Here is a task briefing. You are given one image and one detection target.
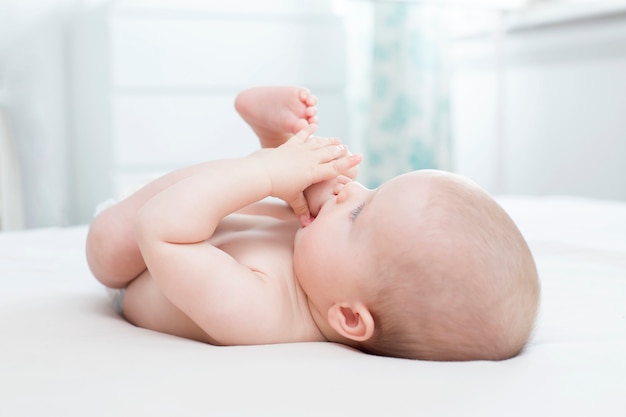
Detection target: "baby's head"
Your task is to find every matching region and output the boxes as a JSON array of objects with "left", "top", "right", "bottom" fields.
[{"left": 294, "top": 170, "right": 540, "bottom": 361}]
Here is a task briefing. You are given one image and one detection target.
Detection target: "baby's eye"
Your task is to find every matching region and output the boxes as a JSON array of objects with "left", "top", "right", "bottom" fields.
[{"left": 350, "top": 203, "right": 365, "bottom": 222}]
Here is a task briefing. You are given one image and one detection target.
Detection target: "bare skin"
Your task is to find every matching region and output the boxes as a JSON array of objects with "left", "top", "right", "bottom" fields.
[
  {"left": 235, "top": 86, "right": 318, "bottom": 147},
  {"left": 87, "top": 87, "right": 539, "bottom": 360},
  {"left": 86, "top": 86, "right": 349, "bottom": 345}
]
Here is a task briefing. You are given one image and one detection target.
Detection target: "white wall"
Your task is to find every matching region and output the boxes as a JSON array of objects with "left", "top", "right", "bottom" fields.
[
  {"left": 450, "top": 2, "right": 626, "bottom": 201},
  {"left": 5, "top": 0, "right": 626, "bottom": 230},
  {"left": 1, "top": 0, "right": 346, "bottom": 228},
  {"left": 0, "top": 0, "right": 79, "bottom": 228},
  {"left": 69, "top": 0, "right": 348, "bottom": 225}
]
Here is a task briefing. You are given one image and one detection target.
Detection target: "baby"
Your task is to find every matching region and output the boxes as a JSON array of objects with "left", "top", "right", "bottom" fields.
[{"left": 86, "top": 86, "right": 540, "bottom": 361}]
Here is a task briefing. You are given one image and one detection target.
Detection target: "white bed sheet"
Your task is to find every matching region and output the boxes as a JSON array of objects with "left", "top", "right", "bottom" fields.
[{"left": 1, "top": 196, "right": 625, "bottom": 416}]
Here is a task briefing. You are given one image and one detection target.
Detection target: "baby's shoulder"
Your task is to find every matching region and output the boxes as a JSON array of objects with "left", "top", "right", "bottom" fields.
[{"left": 212, "top": 223, "right": 322, "bottom": 343}]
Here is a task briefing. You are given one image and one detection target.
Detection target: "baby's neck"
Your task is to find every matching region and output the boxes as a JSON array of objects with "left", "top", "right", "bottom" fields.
[{"left": 285, "top": 275, "right": 327, "bottom": 343}]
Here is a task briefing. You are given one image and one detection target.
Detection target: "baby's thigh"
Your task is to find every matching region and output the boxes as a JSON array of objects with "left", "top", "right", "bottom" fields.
[{"left": 123, "top": 270, "right": 215, "bottom": 344}]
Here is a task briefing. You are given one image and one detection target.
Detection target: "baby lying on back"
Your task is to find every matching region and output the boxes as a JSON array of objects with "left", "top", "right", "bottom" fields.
[{"left": 86, "top": 86, "right": 540, "bottom": 361}]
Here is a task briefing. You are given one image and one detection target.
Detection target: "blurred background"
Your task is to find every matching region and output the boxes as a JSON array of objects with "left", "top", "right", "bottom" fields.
[{"left": 1, "top": 0, "right": 625, "bottom": 230}]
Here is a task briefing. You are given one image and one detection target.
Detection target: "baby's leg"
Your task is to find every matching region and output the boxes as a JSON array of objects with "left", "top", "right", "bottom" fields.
[
  {"left": 86, "top": 162, "right": 220, "bottom": 288},
  {"left": 122, "top": 269, "right": 214, "bottom": 343},
  {"left": 88, "top": 86, "right": 317, "bottom": 288},
  {"left": 234, "top": 86, "right": 318, "bottom": 148}
]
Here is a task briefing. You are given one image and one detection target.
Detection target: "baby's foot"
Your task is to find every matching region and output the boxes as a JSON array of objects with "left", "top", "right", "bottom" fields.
[{"left": 235, "top": 86, "right": 318, "bottom": 146}]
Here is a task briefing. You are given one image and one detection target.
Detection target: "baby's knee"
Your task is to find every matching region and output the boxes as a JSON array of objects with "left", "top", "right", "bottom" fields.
[{"left": 85, "top": 210, "right": 131, "bottom": 288}]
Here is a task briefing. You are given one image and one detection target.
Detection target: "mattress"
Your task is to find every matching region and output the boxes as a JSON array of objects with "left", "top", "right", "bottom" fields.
[{"left": 1, "top": 196, "right": 625, "bottom": 416}]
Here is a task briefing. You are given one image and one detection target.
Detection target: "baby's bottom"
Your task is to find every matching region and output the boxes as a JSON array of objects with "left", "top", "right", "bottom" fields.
[{"left": 107, "top": 269, "right": 215, "bottom": 344}]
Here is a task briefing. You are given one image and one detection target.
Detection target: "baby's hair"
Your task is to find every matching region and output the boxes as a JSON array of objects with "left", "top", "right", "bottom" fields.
[{"left": 359, "top": 173, "right": 540, "bottom": 361}]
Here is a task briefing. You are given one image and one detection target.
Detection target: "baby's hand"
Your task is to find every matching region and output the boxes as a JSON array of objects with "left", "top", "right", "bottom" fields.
[{"left": 251, "top": 124, "right": 362, "bottom": 224}]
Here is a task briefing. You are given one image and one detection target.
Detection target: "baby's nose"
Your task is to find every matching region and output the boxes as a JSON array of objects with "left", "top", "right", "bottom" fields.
[
  {"left": 333, "top": 175, "right": 352, "bottom": 195},
  {"left": 333, "top": 182, "right": 346, "bottom": 196}
]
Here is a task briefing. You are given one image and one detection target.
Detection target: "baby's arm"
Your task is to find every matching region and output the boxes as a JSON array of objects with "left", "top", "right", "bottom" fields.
[
  {"left": 135, "top": 126, "right": 360, "bottom": 344},
  {"left": 234, "top": 199, "right": 295, "bottom": 220},
  {"left": 86, "top": 161, "right": 228, "bottom": 289}
]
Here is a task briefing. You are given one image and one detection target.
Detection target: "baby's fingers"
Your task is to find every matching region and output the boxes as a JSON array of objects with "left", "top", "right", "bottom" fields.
[
  {"left": 307, "top": 135, "right": 341, "bottom": 150},
  {"left": 321, "top": 142, "right": 348, "bottom": 161},
  {"left": 333, "top": 154, "right": 363, "bottom": 175},
  {"left": 288, "top": 192, "right": 313, "bottom": 227},
  {"left": 325, "top": 153, "right": 363, "bottom": 179},
  {"left": 287, "top": 124, "right": 318, "bottom": 144}
]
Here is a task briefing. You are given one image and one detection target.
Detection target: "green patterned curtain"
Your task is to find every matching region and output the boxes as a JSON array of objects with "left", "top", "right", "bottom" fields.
[{"left": 361, "top": 3, "right": 452, "bottom": 187}]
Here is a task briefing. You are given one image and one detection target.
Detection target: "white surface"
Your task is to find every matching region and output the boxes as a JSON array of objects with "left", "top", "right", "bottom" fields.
[{"left": 1, "top": 197, "right": 625, "bottom": 416}]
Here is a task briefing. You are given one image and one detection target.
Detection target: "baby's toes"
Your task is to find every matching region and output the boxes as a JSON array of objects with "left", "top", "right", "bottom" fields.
[
  {"left": 292, "top": 118, "right": 309, "bottom": 133},
  {"left": 304, "top": 94, "right": 318, "bottom": 107},
  {"left": 299, "top": 88, "right": 311, "bottom": 101},
  {"left": 305, "top": 106, "right": 317, "bottom": 118},
  {"left": 299, "top": 88, "right": 317, "bottom": 106}
]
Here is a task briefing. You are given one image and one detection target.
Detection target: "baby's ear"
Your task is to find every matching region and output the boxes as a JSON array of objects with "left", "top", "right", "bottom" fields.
[{"left": 327, "top": 302, "right": 375, "bottom": 342}]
